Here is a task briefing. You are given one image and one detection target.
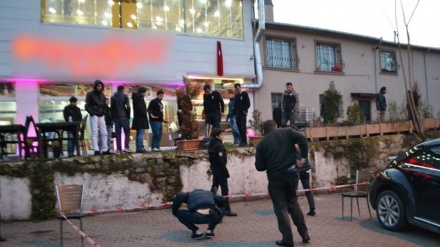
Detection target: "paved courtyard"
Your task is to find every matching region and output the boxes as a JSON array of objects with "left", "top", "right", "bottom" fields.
[{"left": 1, "top": 193, "right": 439, "bottom": 247}]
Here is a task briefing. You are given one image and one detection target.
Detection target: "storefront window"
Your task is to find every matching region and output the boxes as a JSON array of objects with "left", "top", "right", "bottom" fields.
[
  {"left": 41, "top": 0, "right": 243, "bottom": 39},
  {"left": 0, "top": 82, "right": 17, "bottom": 124}
]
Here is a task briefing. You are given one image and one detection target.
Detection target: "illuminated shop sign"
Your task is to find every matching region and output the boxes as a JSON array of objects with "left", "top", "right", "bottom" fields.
[{"left": 12, "top": 31, "right": 176, "bottom": 80}]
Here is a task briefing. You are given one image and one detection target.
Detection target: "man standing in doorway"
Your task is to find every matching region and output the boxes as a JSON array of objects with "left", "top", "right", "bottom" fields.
[
  {"left": 111, "top": 85, "right": 132, "bottom": 154},
  {"left": 132, "top": 87, "right": 149, "bottom": 153},
  {"left": 63, "top": 96, "right": 82, "bottom": 157},
  {"left": 85, "top": 80, "right": 110, "bottom": 155},
  {"left": 148, "top": 90, "right": 165, "bottom": 152},
  {"left": 255, "top": 120, "right": 310, "bottom": 247},
  {"left": 376, "top": 86, "right": 387, "bottom": 122},
  {"left": 203, "top": 84, "right": 224, "bottom": 129},
  {"left": 281, "top": 82, "right": 298, "bottom": 128},
  {"left": 234, "top": 83, "right": 250, "bottom": 146}
]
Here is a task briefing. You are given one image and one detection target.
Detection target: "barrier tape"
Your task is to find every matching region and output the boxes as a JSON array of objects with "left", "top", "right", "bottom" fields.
[
  {"left": 61, "top": 214, "right": 101, "bottom": 247},
  {"left": 84, "top": 182, "right": 369, "bottom": 215}
]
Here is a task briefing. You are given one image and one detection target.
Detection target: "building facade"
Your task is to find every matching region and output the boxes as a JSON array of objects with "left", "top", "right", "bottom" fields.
[
  {"left": 257, "top": 4, "right": 440, "bottom": 125},
  {"left": 0, "top": 0, "right": 258, "bottom": 135}
]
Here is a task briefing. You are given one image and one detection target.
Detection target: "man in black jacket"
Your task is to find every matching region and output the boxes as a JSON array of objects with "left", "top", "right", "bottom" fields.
[
  {"left": 281, "top": 82, "right": 298, "bottom": 128},
  {"left": 111, "top": 85, "right": 132, "bottom": 154},
  {"left": 234, "top": 83, "right": 250, "bottom": 146},
  {"left": 148, "top": 90, "right": 165, "bottom": 152},
  {"left": 203, "top": 84, "right": 224, "bottom": 129},
  {"left": 132, "top": 87, "right": 149, "bottom": 153},
  {"left": 255, "top": 120, "right": 310, "bottom": 247},
  {"left": 85, "top": 80, "right": 110, "bottom": 155},
  {"left": 63, "top": 96, "right": 82, "bottom": 157},
  {"left": 172, "top": 189, "right": 225, "bottom": 240}
]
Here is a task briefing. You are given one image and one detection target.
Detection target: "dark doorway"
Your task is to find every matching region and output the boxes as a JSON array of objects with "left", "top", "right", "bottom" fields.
[{"left": 359, "top": 100, "right": 371, "bottom": 123}]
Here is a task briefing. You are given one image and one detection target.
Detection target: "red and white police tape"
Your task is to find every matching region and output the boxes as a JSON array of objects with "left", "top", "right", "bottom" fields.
[{"left": 60, "top": 213, "right": 101, "bottom": 247}]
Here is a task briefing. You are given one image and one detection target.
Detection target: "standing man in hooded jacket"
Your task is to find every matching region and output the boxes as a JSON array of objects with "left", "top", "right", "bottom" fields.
[
  {"left": 111, "top": 85, "right": 132, "bottom": 153},
  {"left": 85, "top": 80, "right": 110, "bottom": 155},
  {"left": 63, "top": 96, "right": 82, "bottom": 157}
]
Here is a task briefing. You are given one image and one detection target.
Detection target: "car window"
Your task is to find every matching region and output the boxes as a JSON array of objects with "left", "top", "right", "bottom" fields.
[{"left": 405, "top": 146, "right": 440, "bottom": 169}]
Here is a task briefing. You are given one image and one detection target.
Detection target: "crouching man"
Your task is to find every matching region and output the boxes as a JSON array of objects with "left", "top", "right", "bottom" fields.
[{"left": 172, "top": 189, "right": 225, "bottom": 240}]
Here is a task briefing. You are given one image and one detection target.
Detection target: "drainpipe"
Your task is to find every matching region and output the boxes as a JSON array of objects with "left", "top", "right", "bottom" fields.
[
  {"left": 244, "top": 0, "right": 265, "bottom": 90},
  {"left": 423, "top": 48, "right": 430, "bottom": 108},
  {"left": 373, "top": 47, "right": 378, "bottom": 94}
]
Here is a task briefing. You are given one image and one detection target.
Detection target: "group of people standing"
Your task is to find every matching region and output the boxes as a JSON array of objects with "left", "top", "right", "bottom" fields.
[
  {"left": 62, "top": 79, "right": 166, "bottom": 155},
  {"left": 203, "top": 83, "right": 250, "bottom": 146}
]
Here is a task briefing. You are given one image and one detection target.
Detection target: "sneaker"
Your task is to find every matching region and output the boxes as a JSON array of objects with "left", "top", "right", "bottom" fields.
[
  {"left": 205, "top": 230, "right": 214, "bottom": 238},
  {"left": 94, "top": 151, "right": 101, "bottom": 155},
  {"left": 225, "top": 210, "right": 238, "bottom": 217},
  {"left": 191, "top": 230, "right": 204, "bottom": 240},
  {"left": 68, "top": 154, "right": 75, "bottom": 158},
  {"left": 152, "top": 148, "right": 160, "bottom": 152},
  {"left": 124, "top": 148, "right": 133, "bottom": 153},
  {"left": 307, "top": 210, "right": 316, "bottom": 216},
  {"left": 102, "top": 150, "right": 113, "bottom": 155}
]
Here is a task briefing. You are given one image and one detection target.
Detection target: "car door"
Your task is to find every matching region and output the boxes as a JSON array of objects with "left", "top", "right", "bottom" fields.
[{"left": 403, "top": 146, "right": 440, "bottom": 224}]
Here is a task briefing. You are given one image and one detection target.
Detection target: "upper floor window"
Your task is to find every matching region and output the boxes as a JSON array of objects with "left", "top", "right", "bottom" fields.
[
  {"left": 41, "top": 0, "right": 243, "bottom": 39},
  {"left": 265, "top": 38, "right": 298, "bottom": 69},
  {"left": 380, "top": 50, "right": 397, "bottom": 73},
  {"left": 316, "top": 42, "right": 343, "bottom": 72}
]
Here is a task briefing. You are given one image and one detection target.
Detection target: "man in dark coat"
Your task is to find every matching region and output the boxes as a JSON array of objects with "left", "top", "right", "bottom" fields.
[
  {"left": 148, "top": 90, "right": 165, "bottom": 152},
  {"left": 85, "top": 79, "right": 110, "bottom": 155},
  {"left": 63, "top": 96, "right": 82, "bottom": 157},
  {"left": 172, "top": 189, "right": 226, "bottom": 240},
  {"left": 208, "top": 128, "right": 237, "bottom": 216},
  {"left": 255, "top": 120, "right": 310, "bottom": 247},
  {"left": 111, "top": 85, "right": 132, "bottom": 153},
  {"left": 203, "top": 84, "right": 224, "bottom": 129},
  {"left": 376, "top": 86, "right": 387, "bottom": 122},
  {"left": 132, "top": 87, "right": 149, "bottom": 153},
  {"left": 234, "top": 83, "right": 250, "bottom": 146}
]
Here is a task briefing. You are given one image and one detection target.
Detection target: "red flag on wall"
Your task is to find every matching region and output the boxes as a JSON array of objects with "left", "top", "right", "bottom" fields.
[{"left": 217, "top": 41, "right": 223, "bottom": 76}]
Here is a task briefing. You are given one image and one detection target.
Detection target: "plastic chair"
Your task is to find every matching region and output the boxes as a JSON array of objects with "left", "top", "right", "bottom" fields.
[
  {"left": 55, "top": 184, "right": 85, "bottom": 247},
  {"left": 79, "top": 115, "right": 88, "bottom": 156},
  {"left": 341, "top": 170, "right": 373, "bottom": 221}
]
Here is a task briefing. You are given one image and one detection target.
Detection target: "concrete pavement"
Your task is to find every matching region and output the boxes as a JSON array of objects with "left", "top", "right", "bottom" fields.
[{"left": 1, "top": 193, "right": 439, "bottom": 247}]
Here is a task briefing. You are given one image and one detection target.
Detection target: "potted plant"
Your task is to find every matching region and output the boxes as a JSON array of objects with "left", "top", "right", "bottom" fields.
[
  {"left": 248, "top": 110, "right": 264, "bottom": 146},
  {"left": 176, "top": 77, "right": 204, "bottom": 151}
]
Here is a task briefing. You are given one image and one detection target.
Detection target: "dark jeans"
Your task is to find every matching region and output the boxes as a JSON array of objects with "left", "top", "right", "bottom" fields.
[
  {"left": 268, "top": 170, "right": 308, "bottom": 244},
  {"left": 205, "top": 112, "right": 221, "bottom": 129},
  {"left": 299, "top": 170, "right": 315, "bottom": 211},
  {"left": 176, "top": 209, "right": 224, "bottom": 232},
  {"left": 67, "top": 131, "right": 76, "bottom": 155},
  {"left": 281, "top": 111, "right": 296, "bottom": 127},
  {"left": 150, "top": 121, "right": 162, "bottom": 150},
  {"left": 114, "top": 117, "right": 130, "bottom": 151},
  {"left": 236, "top": 112, "right": 247, "bottom": 145}
]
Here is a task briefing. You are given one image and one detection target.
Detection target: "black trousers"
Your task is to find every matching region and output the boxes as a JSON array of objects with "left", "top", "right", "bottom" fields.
[
  {"left": 268, "top": 170, "right": 308, "bottom": 244},
  {"left": 299, "top": 170, "right": 316, "bottom": 211},
  {"left": 235, "top": 113, "right": 247, "bottom": 145}
]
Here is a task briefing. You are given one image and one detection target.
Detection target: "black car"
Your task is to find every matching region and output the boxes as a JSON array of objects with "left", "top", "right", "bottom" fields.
[{"left": 369, "top": 138, "right": 440, "bottom": 234}]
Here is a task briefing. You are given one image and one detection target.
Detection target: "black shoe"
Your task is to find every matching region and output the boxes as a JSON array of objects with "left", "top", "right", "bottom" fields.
[
  {"left": 102, "top": 150, "right": 113, "bottom": 155},
  {"left": 275, "top": 240, "right": 293, "bottom": 247},
  {"left": 239, "top": 143, "right": 247, "bottom": 147},
  {"left": 205, "top": 230, "right": 215, "bottom": 238},
  {"left": 225, "top": 210, "right": 238, "bottom": 216},
  {"left": 302, "top": 235, "right": 310, "bottom": 243},
  {"left": 136, "top": 149, "right": 147, "bottom": 153},
  {"left": 307, "top": 210, "right": 316, "bottom": 216},
  {"left": 191, "top": 231, "right": 204, "bottom": 240},
  {"left": 94, "top": 151, "right": 101, "bottom": 155}
]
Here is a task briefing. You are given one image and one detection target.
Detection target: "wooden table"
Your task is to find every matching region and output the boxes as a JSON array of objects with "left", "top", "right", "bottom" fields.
[
  {"left": 35, "top": 121, "right": 81, "bottom": 158},
  {"left": 0, "top": 124, "right": 26, "bottom": 160}
]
